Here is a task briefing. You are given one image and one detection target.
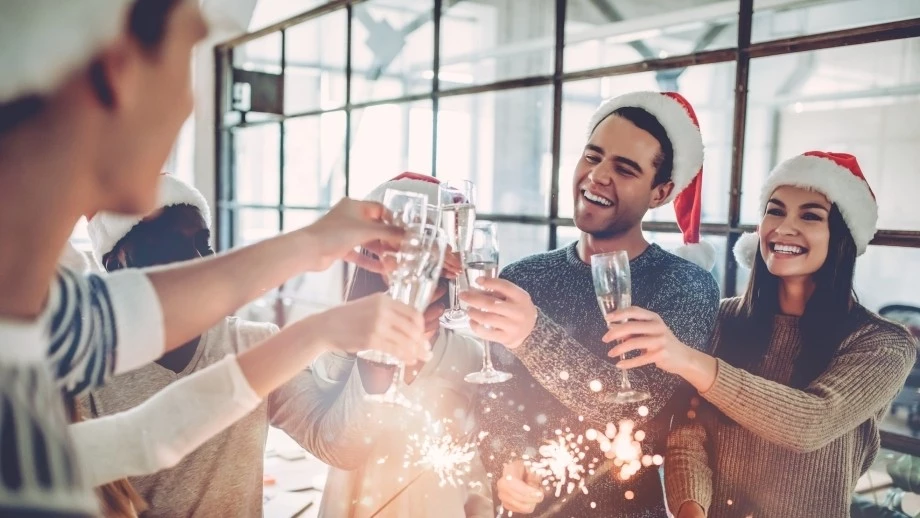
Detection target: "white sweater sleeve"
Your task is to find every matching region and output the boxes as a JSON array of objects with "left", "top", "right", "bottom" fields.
[{"left": 70, "top": 355, "right": 262, "bottom": 487}]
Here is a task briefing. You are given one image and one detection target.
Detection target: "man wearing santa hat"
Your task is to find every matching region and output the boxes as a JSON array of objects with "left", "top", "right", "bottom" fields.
[
  {"left": 0, "top": 2, "right": 423, "bottom": 516},
  {"left": 461, "top": 91, "right": 720, "bottom": 517}
]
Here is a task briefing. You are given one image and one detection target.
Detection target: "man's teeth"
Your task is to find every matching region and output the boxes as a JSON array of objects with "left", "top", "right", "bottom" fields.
[
  {"left": 584, "top": 191, "right": 612, "bottom": 206},
  {"left": 772, "top": 243, "right": 805, "bottom": 255}
]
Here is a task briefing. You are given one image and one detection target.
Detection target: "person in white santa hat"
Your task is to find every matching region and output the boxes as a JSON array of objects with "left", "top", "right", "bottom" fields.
[
  {"left": 78, "top": 173, "right": 434, "bottom": 517},
  {"left": 600, "top": 151, "right": 916, "bottom": 518},
  {"left": 297, "top": 172, "right": 493, "bottom": 518},
  {"left": 0, "top": 2, "right": 424, "bottom": 515},
  {"left": 460, "top": 91, "right": 721, "bottom": 517}
]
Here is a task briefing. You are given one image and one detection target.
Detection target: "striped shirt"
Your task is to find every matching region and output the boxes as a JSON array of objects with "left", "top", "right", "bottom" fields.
[{"left": 0, "top": 267, "right": 165, "bottom": 516}]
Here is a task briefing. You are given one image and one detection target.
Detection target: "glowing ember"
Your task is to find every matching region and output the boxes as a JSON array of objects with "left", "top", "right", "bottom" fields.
[
  {"left": 637, "top": 406, "right": 649, "bottom": 417},
  {"left": 589, "top": 379, "right": 603, "bottom": 392},
  {"left": 526, "top": 430, "right": 598, "bottom": 498},
  {"left": 559, "top": 370, "right": 570, "bottom": 380},
  {"left": 625, "top": 490, "right": 635, "bottom": 500}
]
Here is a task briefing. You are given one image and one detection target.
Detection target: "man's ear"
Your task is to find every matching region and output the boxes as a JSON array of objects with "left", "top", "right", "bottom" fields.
[{"left": 649, "top": 180, "right": 675, "bottom": 209}]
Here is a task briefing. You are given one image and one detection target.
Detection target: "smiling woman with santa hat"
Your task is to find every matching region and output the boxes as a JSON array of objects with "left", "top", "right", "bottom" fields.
[{"left": 601, "top": 151, "right": 917, "bottom": 518}]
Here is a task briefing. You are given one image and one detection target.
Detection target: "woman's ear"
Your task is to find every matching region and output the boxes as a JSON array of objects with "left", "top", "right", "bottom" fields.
[{"left": 101, "top": 248, "right": 127, "bottom": 272}]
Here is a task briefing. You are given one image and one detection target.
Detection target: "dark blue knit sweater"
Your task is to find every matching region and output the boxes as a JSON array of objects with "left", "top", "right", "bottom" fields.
[{"left": 481, "top": 242, "right": 719, "bottom": 517}]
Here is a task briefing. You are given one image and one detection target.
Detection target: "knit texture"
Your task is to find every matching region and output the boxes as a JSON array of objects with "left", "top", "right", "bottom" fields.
[
  {"left": 481, "top": 242, "right": 719, "bottom": 517},
  {"left": 666, "top": 297, "right": 918, "bottom": 518}
]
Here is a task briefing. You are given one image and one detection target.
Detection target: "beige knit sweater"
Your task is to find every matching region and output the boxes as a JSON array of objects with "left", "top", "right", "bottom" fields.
[{"left": 665, "top": 297, "right": 917, "bottom": 518}]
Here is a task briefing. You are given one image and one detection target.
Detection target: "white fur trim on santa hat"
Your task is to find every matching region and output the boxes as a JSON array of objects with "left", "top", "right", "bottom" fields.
[
  {"left": 0, "top": 0, "right": 133, "bottom": 103},
  {"left": 587, "top": 91, "right": 704, "bottom": 204},
  {"left": 365, "top": 176, "right": 442, "bottom": 204},
  {"left": 87, "top": 175, "right": 212, "bottom": 261},
  {"left": 757, "top": 154, "right": 878, "bottom": 256},
  {"left": 732, "top": 232, "right": 760, "bottom": 270},
  {"left": 673, "top": 241, "right": 717, "bottom": 272}
]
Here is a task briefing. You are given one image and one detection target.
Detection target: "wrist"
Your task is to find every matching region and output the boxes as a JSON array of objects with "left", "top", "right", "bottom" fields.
[
  {"left": 682, "top": 348, "right": 718, "bottom": 393},
  {"left": 289, "top": 227, "right": 330, "bottom": 272}
]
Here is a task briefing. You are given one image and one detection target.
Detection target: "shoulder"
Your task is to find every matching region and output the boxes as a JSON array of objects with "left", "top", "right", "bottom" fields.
[
  {"left": 646, "top": 247, "right": 720, "bottom": 304},
  {"left": 500, "top": 247, "right": 569, "bottom": 282},
  {"left": 846, "top": 306, "right": 919, "bottom": 359},
  {"left": 221, "top": 317, "right": 280, "bottom": 354}
]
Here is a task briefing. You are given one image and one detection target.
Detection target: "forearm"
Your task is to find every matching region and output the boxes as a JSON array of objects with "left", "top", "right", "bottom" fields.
[
  {"left": 271, "top": 355, "right": 384, "bottom": 470},
  {"left": 236, "top": 314, "right": 331, "bottom": 398},
  {"left": 72, "top": 355, "right": 261, "bottom": 486},
  {"left": 147, "top": 228, "right": 326, "bottom": 353},
  {"left": 514, "top": 310, "right": 668, "bottom": 426}
]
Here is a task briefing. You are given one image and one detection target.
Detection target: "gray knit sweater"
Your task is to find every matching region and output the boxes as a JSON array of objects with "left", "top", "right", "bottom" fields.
[
  {"left": 666, "top": 297, "right": 918, "bottom": 518},
  {"left": 481, "top": 242, "right": 719, "bottom": 517}
]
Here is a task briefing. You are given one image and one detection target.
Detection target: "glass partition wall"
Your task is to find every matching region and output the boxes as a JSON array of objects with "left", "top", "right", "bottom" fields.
[{"left": 215, "top": 0, "right": 920, "bottom": 456}]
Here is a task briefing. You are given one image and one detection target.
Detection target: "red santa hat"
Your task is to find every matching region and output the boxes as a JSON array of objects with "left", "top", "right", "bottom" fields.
[
  {"left": 87, "top": 173, "right": 211, "bottom": 261},
  {"left": 0, "top": 1, "right": 133, "bottom": 103},
  {"left": 733, "top": 151, "right": 878, "bottom": 269},
  {"left": 588, "top": 91, "right": 714, "bottom": 270},
  {"left": 365, "top": 172, "right": 442, "bottom": 204}
]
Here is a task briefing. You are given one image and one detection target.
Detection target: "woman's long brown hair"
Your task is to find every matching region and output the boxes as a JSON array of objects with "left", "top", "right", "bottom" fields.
[{"left": 65, "top": 398, "right": 148, "bottom": 518}]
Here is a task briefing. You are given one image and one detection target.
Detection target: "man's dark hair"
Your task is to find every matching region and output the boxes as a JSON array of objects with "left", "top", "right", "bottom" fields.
[
  {"left": 0, "top": 0, "right": 183, "bottom": 133},
  {"left": 609, "top": 106, "right": 675, "bottom": 187}
]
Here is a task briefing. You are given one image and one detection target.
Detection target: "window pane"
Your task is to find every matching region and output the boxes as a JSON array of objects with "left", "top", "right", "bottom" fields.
[
  {"left": 233, "top": 32, "right": 282, "bottom": 74},
  {"left": 645, "top": 232, "right": 728, "bottom": 295},
  {"left": 741, "top": 38, "right": 920, "bottom": 229},
  {"left": 856, "top": 245, "right": 920, "bottom": 315},
  {"left": 439, "top": 0, "right": 554, "bottom": 89},
  {"left": 248, "top": 0, "right": 326, "bottom": 31},
  {"left": 280, "top": 210, "right": 345, "bottom": 317},
  {"left": 565, "top": 0, "right": 737, "bottom": 73},
  {"left": 494, "top": 222, "right": 549, "bottom": 268},
  {"left": 236, "top": 209, "right": 280, "bottom": 246},
  {"left": 556, "top": 225, "right": 581, "bottom": 248},
  {"left": 351, "top": 0, "right": 433, "bottom": 102},
  {"left": 232, "top": 124, "right": 280, "bottom": 205},
  {"left": 437, "top": 86, "right": 553, "bottom": 217},
  {"left": 349, "top": 101, "right": 433, "bottom": 200},
  {"left": 560, "top": 62, "right": 736, "bottom": 223},
  {"left": 753, "top": 0, "right": 920, "bottom": 43},
  {"left": 285, "top": 10, "right": 347, "bottom": 113},
  {"left": 284, "top": 112, "right": 346, "bottom": 207}
]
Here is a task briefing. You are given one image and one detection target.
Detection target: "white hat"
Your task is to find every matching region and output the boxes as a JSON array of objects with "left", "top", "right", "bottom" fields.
[
  {"left": 733, "top": 151, "right": 878, "bottom": 269},
  {"left": 0, "top": 1, "right": 132, "bottom": 103},
  {"left": 87, "top": 173, "right": 211, "bottom": 261},
  {"left": 588, "top": 91, "right": 715, "bottom": 270}
]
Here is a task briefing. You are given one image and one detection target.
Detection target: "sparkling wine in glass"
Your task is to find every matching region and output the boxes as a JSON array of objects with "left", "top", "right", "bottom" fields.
[
  {"left": 439, "top": 181, "right": 477, "bottom": 329},
  {"left": 463, "top": 222, "right": 512, "bottom": 384},
  {"left": 591, "top": 251, "right": 649, "bottom": 404},
  {"left": 356, "top": 190, "right": 428, "bottom": 407},
  {"left": 363, "top": 223, "right": 447, "bottom": 408}
]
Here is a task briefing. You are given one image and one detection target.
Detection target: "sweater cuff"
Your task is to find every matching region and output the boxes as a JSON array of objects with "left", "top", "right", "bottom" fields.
[
  {"left": 514, "top": 309, "right": 552, "bottom": 362},
  {"left": 699, "top": 358, "right": 745, "bottom": 408},
  {"left": 106, "top": 270, "right": 165, "bottom": 374}
]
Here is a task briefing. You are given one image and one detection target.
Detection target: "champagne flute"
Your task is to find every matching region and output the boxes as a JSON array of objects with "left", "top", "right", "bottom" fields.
[
  {"left": 356, "top": 189, "right": 428, "bottom": 407},
  {"left": 463, "top": 222, "right": 513, "bottom": 384},
  {"left": 438, "top": 180, "right": 476, "bottom": 329},
  {"left": 591, "top": 251, "right": 649, "bottom": 404},
  {"left": 365, "top": 224, "right": 448, "bottom": 407}
]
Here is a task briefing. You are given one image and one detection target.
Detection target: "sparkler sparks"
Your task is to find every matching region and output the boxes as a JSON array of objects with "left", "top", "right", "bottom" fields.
[
  {"left": 404, "top": 416, "right": 488, "bottom": 488},
  {"left": 526, "top": 429, "right": 599, "bottom": 498}
]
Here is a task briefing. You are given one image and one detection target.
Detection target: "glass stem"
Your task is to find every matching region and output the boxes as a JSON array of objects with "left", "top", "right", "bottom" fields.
[
  {"left": 450, "top": 279, "right": 461, "bottom": 311},
  {"left": 619, "top": 353, "right": 633, "bottom": 391},
  {"left": 482, "top": 341, "right": 495, "bottom": 372}
]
